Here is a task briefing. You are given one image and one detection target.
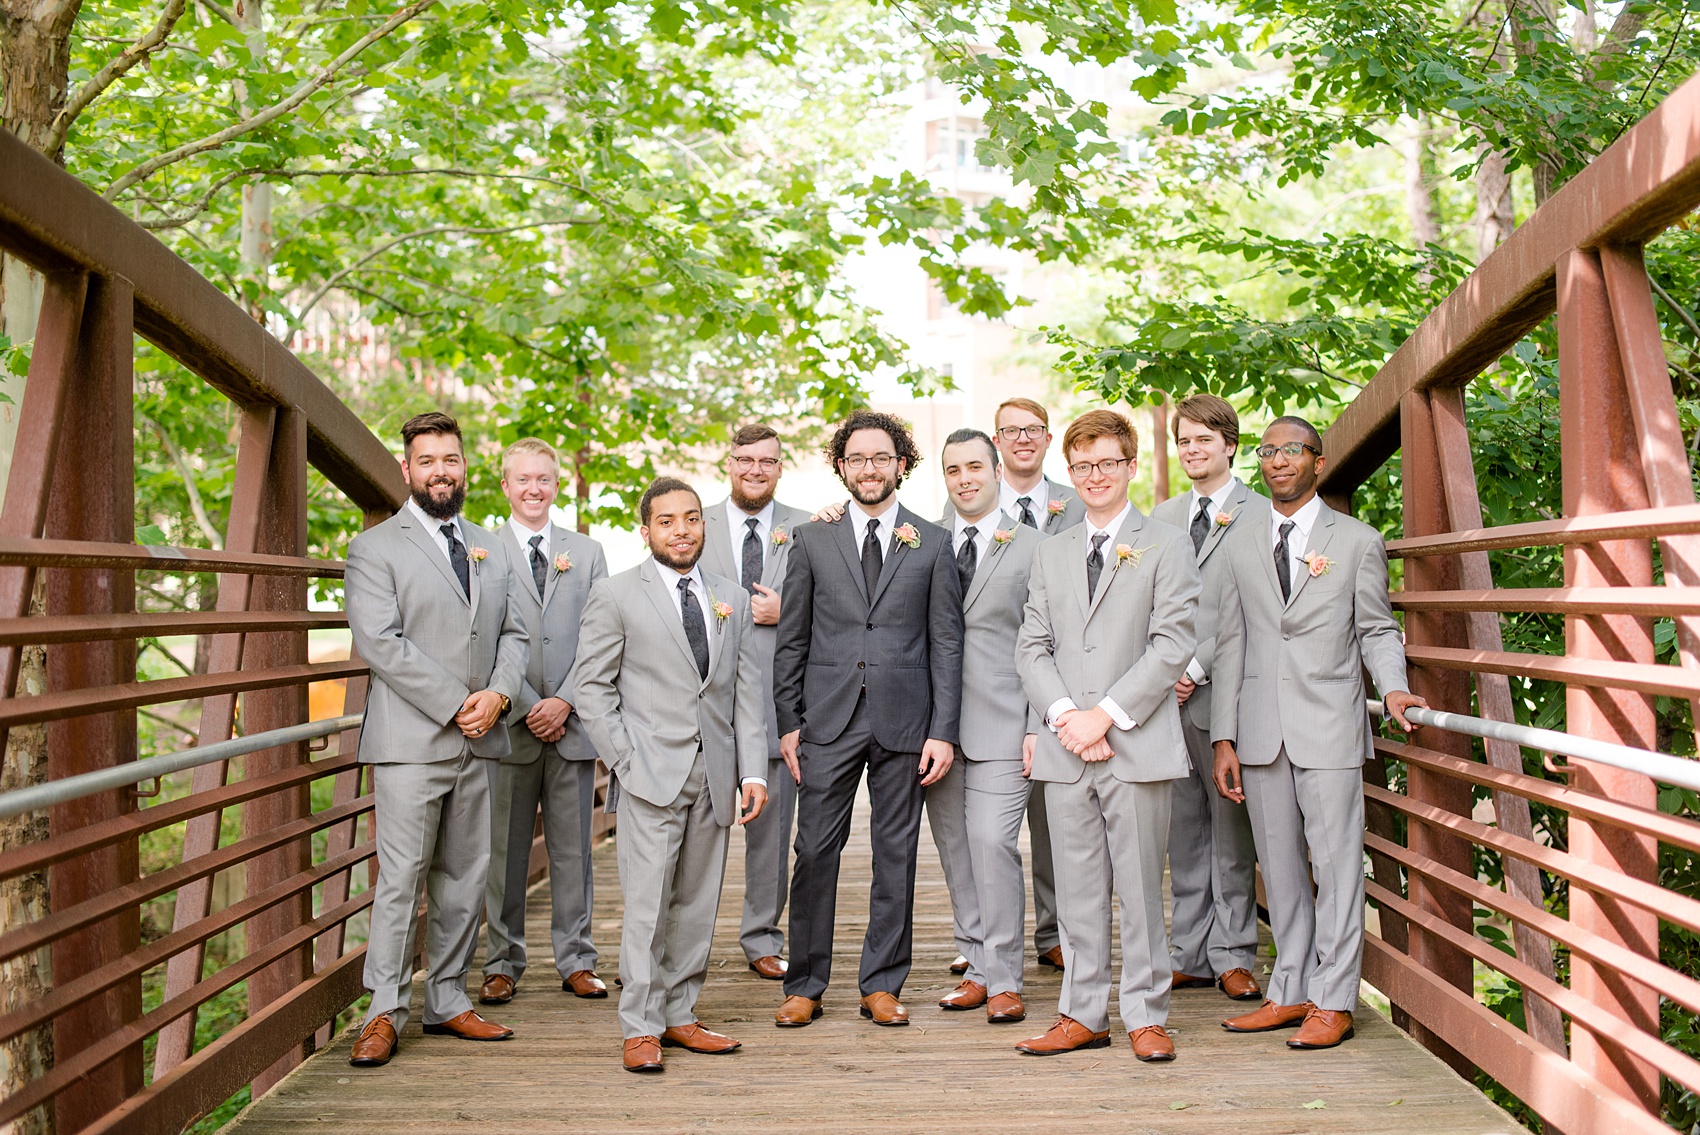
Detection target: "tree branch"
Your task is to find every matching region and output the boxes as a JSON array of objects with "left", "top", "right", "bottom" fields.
[
  {"left": 51, "top": 0, "right": 190, "bottom": 156},
  {"left": 196, "top": 0, "right": 239, "bottom": 26},
  {"left": 104, "top": 0, "right": 439, "bottom": 201},
  {"left": 139, "top": 414, "right": 225, "bottom": 550}
]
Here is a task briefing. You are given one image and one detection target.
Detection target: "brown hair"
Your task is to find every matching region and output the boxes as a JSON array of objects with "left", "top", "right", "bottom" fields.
[
  {"left": 1172, "top": 393, "right": 1240, "bottom": 456},
  {"left": 639, "top": 476, "right": 702, "bottom": 525},
  {"left": 1061, "top": 409, "right": 1138, "bottom": 462},
  {"left": 501, "top": 437, "right": 560, "bottom": 478},
  {"left": 400, "top": 411, "right": 462, "bottom": 457},
  {"left": 824, "top": 409, "right": 922, "bottom": 487},
  {"left": 731, "top": 423, "right": 780, "bottom": 449},
  {"left": 995, "top": 397, "right": 1049, "bottom": 429}
]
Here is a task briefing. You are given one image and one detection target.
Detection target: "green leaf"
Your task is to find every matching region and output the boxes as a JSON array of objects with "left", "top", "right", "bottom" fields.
[{"left": 1302, "top": 1100, "right": 1327, "bottom": 1110}]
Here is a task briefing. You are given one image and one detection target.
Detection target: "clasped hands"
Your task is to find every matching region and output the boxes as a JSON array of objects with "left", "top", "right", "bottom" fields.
[
  {"left": 455, "top": 689, "right": 506, "bottom": 738},
  {"left": 1053, "top": 705, "right": 1114, "bottom": 762}
]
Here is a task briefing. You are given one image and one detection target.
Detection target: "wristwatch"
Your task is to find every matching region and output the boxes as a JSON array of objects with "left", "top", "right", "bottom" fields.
[{"left": 498, "top": 694, "right": 512, "bottom": 717}]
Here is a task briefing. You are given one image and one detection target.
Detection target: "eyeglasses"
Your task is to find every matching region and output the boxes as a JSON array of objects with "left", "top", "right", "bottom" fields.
[
  {"left": 842, "top": 453, "right": 897, "bottom": 471},
  {"left": 730, "top": 456, "right": 781, "bottom": 471},
  {"left": 1067, "top": 457, "right": 1131, "bottom": 478},
  {"left": 997, "top": 425, "right": 1047, "bottom": 441},
  {"left": 1254, "top": 442, "right": 1322, "bottom": 460}
]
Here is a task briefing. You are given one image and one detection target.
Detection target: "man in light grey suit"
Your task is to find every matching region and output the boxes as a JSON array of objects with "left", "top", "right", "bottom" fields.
[
  {"left": 1149, "top": 394, "right": 1263, "bottom": 1004},
  {"left": 572, "top": 478, "right": 768, "bottom": 1073},
  {"left": 936, "top": 428, "right": 1044, "bottom": 1024},
  {"left": 698, "top": 424, "right": 811, "bottom": 981},
  {"left": 993, "top": 396, "right": 1083, "bottom": 974},
  {"left": 1211, "top": 416, "right": 1425, "bottom": 1050},
  {"left": 345, "top": 412, "right": 529, "bottom": 1068},
  {"left": 1014, "top": 409, "right": 1199, "bottom": 1062},
  {"left": 478, "top": 438, "right": 611, "bottom": 1009}
]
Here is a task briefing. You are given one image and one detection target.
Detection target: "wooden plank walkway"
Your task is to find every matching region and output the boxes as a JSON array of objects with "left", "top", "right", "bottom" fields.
[{"left": 230, "top": 785, "right": 1519, "bottom": 1134}]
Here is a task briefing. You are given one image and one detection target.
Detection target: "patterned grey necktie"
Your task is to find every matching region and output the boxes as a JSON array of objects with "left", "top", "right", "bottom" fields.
[
  {"left": 1086, "top": 532, "right": 1108, "bottom": 599},
  {"left": 742, "top": 516, "right": 763, "bottom": 593},
  {"left": 440, "top": 523, "right": 469, "bottom": 598},
  {"left": 1017, "top": 496, "right": 1038, "bottom": 529},
  {"left": 1275, "top": 520, "right": 1295, "bottom": 602},
  {"left": 956, "top": 526, "right": 978, "bottom": 593},
  {"left": 1190, "top": 499, "right": 1211, "bottom": 553},
  {"left": 678, "top": 578, "right": 710, "bottom": 680},
  {"left": 529, "top": 533, "right": 547, "bottom": 598}
]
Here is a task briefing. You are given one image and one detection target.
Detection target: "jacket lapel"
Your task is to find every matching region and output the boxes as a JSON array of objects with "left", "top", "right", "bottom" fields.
[
  {"left": 1043, "top": 477, "right": 1075, "bottom": 534},
  {"left": 1061, "top": 525, "right": 1091, "bottom": 622},
  {"left": 1196, "top": 480, "right": 1249, "bottom": 568},
  {"left": 1086, "top": 507, "right": 1145, "bottom": 625},
  {"left": 401, "top": 509, "right": 468, "bottom": 605},
  {"left": 701, "top": 501, "right": 735, "bottom": 582},
  {"left": 1285, "top": 504, "right": 1337, "bottom": 609},
  {"left": 962, "top": 512, "right": 1014, "bottom": 610},
  {"left": 869, "top": 508, "right": 912, "bottom": 609},
  {"left": 641, "top": 558, "right": 699, "bottom": 675},
  {"left": 461, "top": 518, "right": 484, "bottom": 620},
  {"left": 541, "top": 523, "right": 572, "bottom": 609},
  {"left": 763, "top": 506, "right": 802, "bottom": 589},
  {"left": 831, "top": 506, "right": 871, "bottom": 607}
]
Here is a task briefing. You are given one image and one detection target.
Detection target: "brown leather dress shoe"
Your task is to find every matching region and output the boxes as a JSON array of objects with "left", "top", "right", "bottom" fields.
[
  {"left": 1222, "top": 999, "right": 1311, "bottom": 1032},
  {"left": 623, "top": 1036, "right": 664, "bottom": 1073},
  {"left": 349, "top": 1015, "right": 397, "bottom": 1067},
  {"left": 422, "top": 1010, "right": 513, "bottom": 1041},
  {"left": 1036, "top": 946, "right": 1065, "bottom": 971},
  {"left": 1217, "top": 968, "right": 1262, "bottom": 1001},
  {"left": 859, "top": 991, "right": 909, "bottom": 1026},
  {"left": 479, "top": 973, "right": 515, "bottom": 1005},
  {"left": 1130, "top": 1025, "right": 1176, "bottom": 1062},
  {"left": 660, "top": 1023, "right": 741, "bottom": 1053},
  {"left": 1171, "top": 969, "right": 1213, "bottom": 989},
  {"left": 1288, "top": 1006, "right": 1355, "bottom": 1049},
  {"left": 1015, "top": 1015, "right": 1111, "bottom": 1055},
  {"left": 986, "top": 992, "right": 1026, "bottom": 1023},
  {"left": 949, "top": 955, "right": 970, "bottom": 975},
  {"left": 748, "top": 956, "right": 788, "bottom": 980},
  {"left": 563, "top": 970, "right": 608, "bottom": 998},
  {"left": 774, "top": 995, "right": 822, "bottom": 1027},
  {"left": 939, "top": 980, "right": 987, "bottom": 1010}
]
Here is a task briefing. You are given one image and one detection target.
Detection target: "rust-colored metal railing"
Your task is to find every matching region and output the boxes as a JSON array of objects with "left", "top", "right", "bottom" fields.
[{"left": 1320, "top": 68, "right": 1700, "bottom": 1135}]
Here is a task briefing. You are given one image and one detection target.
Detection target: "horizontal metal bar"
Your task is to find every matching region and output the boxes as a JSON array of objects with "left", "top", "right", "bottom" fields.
[
  {"left": 0, "top": 536, "right": 346, "bottom": 577},
  {"left": 0, "top": 609, "right": 348, "bottom": 647},
  {"left": 0, "top": 659, "right": 365, "bottom": 730},
  {"left": 1385, "top": 503, "right": 1700, "bottom": 559},
  {"left": 1369, "top": 697, "right": 1700, "bottom": 792},
  {"left": 1402, "top": 643, "right": 1700, "bottom": 701},
  {"left": 1392, "top": 585, "right": 1700, "bottom": 615}
]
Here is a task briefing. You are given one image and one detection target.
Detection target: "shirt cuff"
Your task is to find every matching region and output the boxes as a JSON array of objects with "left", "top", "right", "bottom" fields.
[
  {"left": 1097, "top": 697, "right": 1136, "bottom": 731},
  {"left": 1185, "top": 657, "right": 1209, "bottom": 685},
  {"left": 740, "top": 776, "right": 767, "bottom": 789},
  {"left": 1044, "top": 698, "right": 1079, "bottom": 731}
]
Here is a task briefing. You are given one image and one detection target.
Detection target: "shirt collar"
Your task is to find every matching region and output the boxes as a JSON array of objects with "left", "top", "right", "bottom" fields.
[
  {"left": 848, "top": 497, "right": 898, "bottom": 540},
  {"left": 656, "top": 558, "right": 705, "bottom": 591},
  {"left": 1086, "top": 501, "right": 1133, "bottom": 543},
  {"left": 953, "top": 508, "right": 1000, "bottom": 542},
  {"left": 509, "top": 515, "right": 550, "bottom": 553},
  {"left": 1190, "top": 476, "right": 1239, "bottom": 516},
  {"left": 999, "top": 476, "right": 1049, "bottom": 514},
  {"left": 730, "top": 498, "right": 776, "bottom": 531},
  {"left": 1273, "top": 493, "right": 1324, "bottom": 540},
  {"left": 407, "top": 497, "right": 461, "bottom": 532}
]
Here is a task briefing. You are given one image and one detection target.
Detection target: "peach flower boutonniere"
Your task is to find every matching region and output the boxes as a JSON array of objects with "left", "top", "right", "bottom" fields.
[
  {"left": 1113, "top": 543, "right": 1157, "bottom": 572},
  {"left": 771, "top": 527, "right": 789, "bottom": 547},
  {"left": 1215, "top": 507, "right": 1239, "bottom": 529},
  {"left": 468, "top": 547, "right": 488, "bottom": 563},
  {"left": 992, "top": 529, "right": 1014, "bottom": 546},
  {"left": 554, "top": 552, "right": 573, "bottom": 575},
  {"left": 1048, "top": 498, "right": 1069, "bottom": 516},
  {"left": 893, "top": 523, "right": 920, "bottom": 549},
  {"left": 1301, "top": 551, "right": 1335, "bottom": 578}
]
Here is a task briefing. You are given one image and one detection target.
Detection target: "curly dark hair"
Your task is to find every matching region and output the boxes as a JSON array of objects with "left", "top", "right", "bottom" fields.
[{"left": 824, "top": 410, "right": 922, "bottom": 488}]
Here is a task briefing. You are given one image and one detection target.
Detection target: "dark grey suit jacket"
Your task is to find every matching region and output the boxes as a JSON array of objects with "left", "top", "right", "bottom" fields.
[{"left": 772, "top": 504, "right": 964, "bottom": 753}]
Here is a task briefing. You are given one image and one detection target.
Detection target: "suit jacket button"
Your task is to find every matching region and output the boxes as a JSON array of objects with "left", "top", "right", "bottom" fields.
[
  {"left": 1084, "top": 645, "right": 1094, "bottom": 652},
  {"left": 471, "top": 631, "right": 479, "bottom": 638},
  {"left": 866, "top": 622, "right": 873, "bottom": 630},
  {"left": 857, "top": 661, "right": 865, "bottom": 669},
  {"left": 1283, "top": 633, "right": 1292, "bottom": 640},
  {"left": 543, "top": 637, "right": 551, "bottom": 645}
]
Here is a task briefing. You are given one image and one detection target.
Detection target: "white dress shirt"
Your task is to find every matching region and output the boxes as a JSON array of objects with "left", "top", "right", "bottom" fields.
[
  {"left": 999, "top": 477, "right": 1051, "bottom": 525},
  {"left": 726, "top": 498, "right": 776, "bottom": 564},
  {"left": 848, "top": 498, "right": 898, "bottom": 561},
  {"left": 408, "top": 497, "right": 464, "bottom": 564},
  {"left": 1271, "top": 493, "right": 1325, "bottom": 588},
  {"left": 1181, "top": 477, "right": 1242, "bottom": 685},
  {"left": 652, "top": 558, "right": 763, "bottom": 788},
  {"left": 509, "top": 514, "right": 551, "bottom": 564},
  {"left": 949, "top": 509, "right": 1000, "bottom": 564},
  {"left": 1045, "top": 501, "right": 1137, "bottom": 734}
]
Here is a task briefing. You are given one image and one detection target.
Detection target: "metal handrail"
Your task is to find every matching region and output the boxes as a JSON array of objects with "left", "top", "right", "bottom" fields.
[
  {"left": 0, "top": 714, "right": 363, "bottom": 821},
  {"left": 1368, "top": 698, "right": 1700, "bottom": 794}
]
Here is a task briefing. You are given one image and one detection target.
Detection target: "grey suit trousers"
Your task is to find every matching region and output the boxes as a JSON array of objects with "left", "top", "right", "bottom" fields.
[
  {"left": 926, "top": 754, "right": 983, "bottom": 984},
  {"left": 739, "top": 753, "right": 797, "bottom": 961},
  {"left": 1048, "top": 764, "right": 1172, "bottom": 1033},
  {"left": 362, "top": 751, "right": 489, "bottom": 1031},
  {"left": 963, "top": 757, "right": 1030, "bottom": 995},
  {"left": 483, "top": 754, "right": 597, "bottom": 983},
  {"left": 615, "top": 755, "right": 730, "bottom": 1038},
  {"left": 1167, "top": 714, "right": 1258, "bottom": 978},
  {"left": 1027, "top": 785, "right": 1059, "bottom": 953},
  {"left": 1242, "top": 747, "right": 1365, "bottom": 1012}
]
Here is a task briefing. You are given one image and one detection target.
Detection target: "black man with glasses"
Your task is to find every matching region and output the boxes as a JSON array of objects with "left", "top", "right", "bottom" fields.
[{"left": 698, "top": 423, "right": 812, "bottom": 982}]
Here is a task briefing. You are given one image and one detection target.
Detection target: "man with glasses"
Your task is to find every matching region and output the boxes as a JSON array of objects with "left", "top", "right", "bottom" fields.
[
  {"left": 1014, "top": 409, "right": 1199, "bottom": 1062},
  {"left": 772, "top": 410, "right": 964, "bottom": 1030},
  {"left": 699, "top": 424, "right": 812, "bottom": 982},
  {"left": 1210, "top": 416, "right": 1424, "bottom": 1050}
]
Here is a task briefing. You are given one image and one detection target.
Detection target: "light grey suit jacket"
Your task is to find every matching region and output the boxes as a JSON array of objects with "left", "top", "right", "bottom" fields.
[
  {"left": 1209, "top": 497, "right": 1409, "bottom": 769},
  {"left": 986, "top": 476, "right": 1085, "bottom": 535},
  {"left": 572, "top": 559, "right": 767, "bottom": 827},
  {"left": 1150, "top": 479, "right": 1266, "bottom": 732},
  {"left": 346, "top": 508, "right": 529, "bottom": 765},
  {"left": 698, "top": 498, "right": 811, "bottom": 762},
  {"left": 955, "top": 515, "right": 1044, "bottom": 762},
  {"left": 1016, "top": 507, "right": 1200, "bottom": 784},
  {"left": 494, "top": 521, "right": 608, "bottom": 764}
]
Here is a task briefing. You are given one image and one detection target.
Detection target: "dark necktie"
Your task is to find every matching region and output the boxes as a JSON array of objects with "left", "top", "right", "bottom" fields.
[
  {"left": 529, "top": 533, "right": 547, "bottom": 598},
  {"left": 861, "top": 521, "right": 883, "bottom": 600},
  {"left": 956, "top": 526, "right": 978, "bottom": 593},
  {"left": 1086, "top": 532, "right": 1108, "bottom": 599},
  {"left": 742, "top": 516, "right": 763, "bottom": 593},
  {"left": 1275, "top": 519, "right": 1295, "bottom": 602},
  {"left": 1017, "top": 496, "right": 1038, "bottom": 529},
  {"left": 678, "top": 578, "right": 710, "bottom": 680},
  {"left": 440, "top": 523, "right": 470, "bottom": 598},
  {"left": 1190, "top": 499, "right": 1212, "bottom": 553}
]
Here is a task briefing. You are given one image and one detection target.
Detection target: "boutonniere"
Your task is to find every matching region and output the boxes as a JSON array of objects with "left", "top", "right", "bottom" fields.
[
  {"left": 771, "top": 527, "right": 789, "bottom": 547},
  {"left": 1047, "top": 498, "right": 1069, "bottom": 517},
  {"left": 1113, "top": 543, "right": 1156, "bottom": 571},
  {"left": 468, "top": 547, "right": 488, "bottom": 563},
  {"left": 707, "top": 588, "right": 734, "bottom": 632},
  {"left": 893, "top": 523, "right": 920, "bottom": 549},
  {"left": 1215, "top": 507, "right": 1239, "bottom": 529},
  {"left": 992, "top": 528, "right": 1013, "bottom": 546},
  {"left": 553, "top": 552, "right": 573, "bottom": 575},
  {"left": 1301, "top": 551, "right": 1334, "bottom": 578}
]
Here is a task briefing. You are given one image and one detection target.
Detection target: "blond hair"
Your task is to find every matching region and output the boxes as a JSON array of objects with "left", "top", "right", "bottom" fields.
[{"left": 501, "top": 437, "right": 560, "bottom": 479}]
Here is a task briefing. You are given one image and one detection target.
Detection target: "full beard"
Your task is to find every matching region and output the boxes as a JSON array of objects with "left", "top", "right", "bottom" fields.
[
  {"left": 650, "top": 539, "right": 703, "bottom": 572},
  {"left": 847, "top": 476, "right": 895, "bottom": 507},
  {"left": 411, "top": 479, "right": 466, "bottom": 521},
  {"left": 730, "top": 481, "right": 776, "bottom": 513}
]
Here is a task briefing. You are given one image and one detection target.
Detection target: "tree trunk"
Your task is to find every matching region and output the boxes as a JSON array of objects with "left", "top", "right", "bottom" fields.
[
  {"left": 235, "top": 0, "right": 270, "bottom": 322},
  {"left": 1404, "top": 117, "right": 1440, "bottom": 283},
  {"left": 1, "top": 6, "right": 85, "bottom": 1130},
  {"left": 1475, "top": 145, "right": 1516, "bottom": 262}
]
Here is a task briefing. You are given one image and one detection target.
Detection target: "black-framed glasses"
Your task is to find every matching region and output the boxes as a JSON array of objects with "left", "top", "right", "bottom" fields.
[
  {"left": 1254, "top": 442, "right": 1322, "bottom": 460},
  {"left": 1067, "top": 457, "right": 1131, "bottom": 478},
  {"left": 730, "top": 456, "right": 781, "bottom": 471},
  {"left": 842, "top": 453, "right": 897, "bottom": 471},
  {"left": 997, "top": 424, "right": 1047, "bottom": 441}
]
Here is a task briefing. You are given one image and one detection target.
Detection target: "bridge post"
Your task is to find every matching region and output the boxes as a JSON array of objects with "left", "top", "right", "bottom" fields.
[{"left": 1555, "top": 247, "right": 1660, "bottom": 1112}]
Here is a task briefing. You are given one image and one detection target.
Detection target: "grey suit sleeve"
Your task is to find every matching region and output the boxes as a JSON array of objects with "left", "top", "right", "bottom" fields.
[
  {"left": 1354, "top": 535, "right": 1410, "bottom": 698},
  {"left": 1016, "top": 552, "right": 1069, "bottom": 717},
  {"left": 1210, "top": 552, "right": 1246, "bottom": 746},
  {"left": 732, "top": 600, "right": 767, "bottom": 783},
  {"left": 771, "top": 528, "right": 813, "bottom": 737},
  {"left": 345, "top": 536, "right": 468, "bottom": 726},
  {"left": 489, "top": 562, "right": 530, "bottom": 705},
  {"left": 571, "top": 580, "right": 636, "bottom": 769},
  {"left": 1104, "top": 537, "right": 1200, "bottom": 724},
  {"left": 926, "top": 540, "right": 965, "bottom": 745},
  {"left": 1193, "top": 633, "right": 1217, "bottom": 681}
]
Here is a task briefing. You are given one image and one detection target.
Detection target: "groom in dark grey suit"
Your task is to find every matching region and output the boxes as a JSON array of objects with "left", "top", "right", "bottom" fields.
[{"left": 772, "top": 410, "right": 964, "bottom": 1029}]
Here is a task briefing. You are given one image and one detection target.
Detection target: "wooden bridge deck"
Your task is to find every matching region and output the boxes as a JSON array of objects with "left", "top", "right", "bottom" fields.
[{"left": 229, "top": 786, "right": 1519, "bottom": 1134}]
